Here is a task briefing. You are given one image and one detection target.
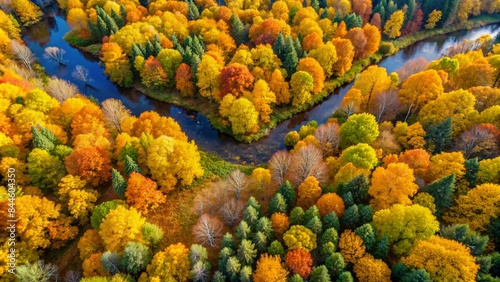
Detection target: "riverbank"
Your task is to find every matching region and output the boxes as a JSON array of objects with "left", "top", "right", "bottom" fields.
[{"left": 65, "top": 13, "right": 500, "bottom": 143}]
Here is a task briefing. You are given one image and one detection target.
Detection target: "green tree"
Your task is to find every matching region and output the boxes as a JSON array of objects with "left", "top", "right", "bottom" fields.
[
  {"left": 28, "top": 148, "right": 65, "bottom": 191},
  {"left": 121, "top": 242, "right": 151, "bottom": 274},
  {"left": 340, "top": 113, "right": 380, "bottom": 148},
  {"left": 237, "top": 239, "right": 257, "bottom": 265},
  {"left": 112, "top": 169, "right": 127, "bottom": 199},
  {"left": 269, "top": 193, "right": 288, "bottom": 215},
  {"left": 90, "top": 200, "right": 125, "bottom": 229},
  {"left": 424, "top": 117, "right": 453, "bottom": 153},
  {"left": 309, "top": 265, "right": 331, "bottom": 282},
  {"left": 425, "top": 174, "right": 455, "bottom": 217}
]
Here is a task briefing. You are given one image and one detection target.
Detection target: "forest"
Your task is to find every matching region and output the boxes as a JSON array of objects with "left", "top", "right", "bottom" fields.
[{"left": 1, "top": 0, "right": 500, "bottom": 281}]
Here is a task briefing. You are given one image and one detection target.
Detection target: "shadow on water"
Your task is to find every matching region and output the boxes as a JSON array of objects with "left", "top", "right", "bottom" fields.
[{"left": 22, "top": 9, "right": 500, "bottom": 164}]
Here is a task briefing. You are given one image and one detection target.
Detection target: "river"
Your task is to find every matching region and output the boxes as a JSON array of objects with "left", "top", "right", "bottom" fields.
[{"left": 22, "top": 8, "right": 500, "bottom": 164}]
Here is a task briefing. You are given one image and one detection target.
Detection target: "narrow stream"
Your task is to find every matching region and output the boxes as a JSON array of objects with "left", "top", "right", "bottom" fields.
[{"left": 23, "top": 9, "right": 500, "bottom": 164}]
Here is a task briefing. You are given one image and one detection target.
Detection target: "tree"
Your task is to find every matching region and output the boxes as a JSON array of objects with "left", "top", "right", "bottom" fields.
[
  {"left": 340, "top": 113, "right": 379, "bottom": 148},
  {"left": 316, "top": 193, "right": 345, "bottom": 217},
  {"left": 12, "top": 0, "right": 42, "bottom": 26},
  {"left": 307, "top": 42, "right": 338, "bottom": 78},
  {"left": 362, "top": 23, "right": 381, "bottom": 58},
  {"left": 402, "top": 236, "right": 479, "bottom": 282},
  {"left": 193, "top": 214, "right": 224, "bottom": 248},
  {"left": 372, "top": 204, "right": 440, "bottom": 256},
  {"left": 90, "top": 200, "right": 125, "bottom": 229},
  {"left": 147, "top": 136, "right": 203, "bottom": 192},
  {"left": 352, "top": 66, "right": 392, "bottom": 111},
  {"left": 353, "top": 254, "right": 391, "bottom": 282},
  {"left": 353, "top": 0, "right": 372, "bottom": 23},
  {"left": 297, "top": 176, "right": 322, "bottom": 209},
  {"left": 43, "top": 47, "right": 66, "bottom": 65},
  {"left": 339, "top": 230, "right": 366, "bottom": 265},
  {"left": 219, "top": 63, "right": 254, "bottom": 98},
  {"left": 271, "top": 212, "right": 290, "bottom": 237},
  {"left": 296, "top": 58, "right": 325, "bottom": 95},
  {"left": 290, "top": 145, "right": 327, "bottom": 185},
  {"left": 384, "top": 10, "right": 405, "bottom": 38},
  {"left": 67, "top": 8, "right": 88, "bottom": 31},
  {"left": 27, "top": 148, "right": 66, "bottom": 191},
  {"left": 16, "top": 261, "right": 58, "bottom": 282},
  {"left": 101, "top": 42, "right": 133, "bottom": 87},
  {"left": 425, "top": 175, "right": 455, "bottom": 217},
  {"left": 98, "top": 205, "right": 146, "bottom": 253},
  {"left": 398, "top": 70, "right": 443, "bottom": 121},
  {"left": 345, "top": 27, "right": 367, "bottom": 60},
  {"left": 283, "top": 225, "right": 317, "bottom": 252},
  {"left": 369, "top": 163, "right": 418, "bottom": 211},
  {"left": 286, "top": 249, "right": 313, "bottom": 279},
  {"left": 428, "top": 152, "right": 465, "bottom": 183},
  {"left": 100, "top": 251, "right": 121, "bottom": 275},
  {"left": 146, "top": 243, "right": 190, "bottom": 281},
  {"left": 121, "top": 242, "right": 151, "bottom": 275},
  {"left": 269, "top": 69, "right": 290, "bottom": 105},
  {"left": 45, "top": 78, "right": 78, "bottom": 103},
  {"left": 251, "top": 79, "right": 276, "bottom": 123},
  {"left": 65, "top": 146, "right": 112, "bottom": 187},
  {"left": 140, "top": 56, "right": 168, "bottom": 88},
  {"left": 125, "top": 172, "right": 166, "bottom": 215},
  {"left": 11, "top": 40, "right": 36, "bottom": 72},
  {"left": 78, "top": 229, "right": 103, "bottom": 261},
  {"left": 339, "top": 143, "right": 378, "bottom": 170},
  {"left": 425, "top": 10, "right": 442, "bottom": 29},
  {"left": 175, "top": 63, "right": 195, "bottom": 97},
  {"left": 253, "top": 254, "right": 288, "bottom": 282},
  {"left": 68, "top": 189, "right": 99, "bottom": 224},
  {"left": 444, "top": 183, "right": 500, "bottom": 232},
  {"left": 290, "top": 71, "right": 314, "bottom": 107},
  {"left": 227, "top": 97, "right": 259, "bottom": 135},
  {"left": 269, "top": 193, "right": 288, "bottom": 215},
  {"left": 269, "top": 151, "right": 291, "bottom": 185},
  {"left": 455, "top": 125, "right": 498, "bottom": 159}
]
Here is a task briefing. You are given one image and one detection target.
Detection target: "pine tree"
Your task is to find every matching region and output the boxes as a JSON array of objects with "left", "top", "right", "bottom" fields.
[
  {"left": 256, "top": 217, "right": 273, "bottom": 238},
  {"left": 253, "top": 231, "right": 268, "bottom": 253},
  {"left": 273, "top": 32, "right": 287, "bottom": 63},
  {"left": 237, "top": 239, "right": 257, "bottom": 265},
  {"left": 144, "top": 41, "right": 154, "bottom": 59},
  {"left": 345, "top": 13, "right": 362, "bottom": 29},
  {"left": 31, "top": 126, "right": 55, "bottom": 153},
  {"left": 342, "top": 204, "right": 360, "bottom": 229},
  {"left": 311, "top": 0, "right": 319, "bottom": 12},
  {"left": 284, "top": 52, "right": 298, "bottom": 78},
  {"left": 337, "top": 174, "right": 369, "bottom": 204},
  {"left": 425, "top": 174, "right": 455, "bottom": 217},
  {"left": 239, "top": 265, "right": 253, "bottom": 282},
  {"left": 111, "top": 9, "right": 124, "bottom": 28},
  {"left": 269, "top": 193, "right": 288, "bottom": 215},
  {"left": 425, "top": 118, "right": 453, "bottom": 153},
  {"left": 218, "top": 247, "right": 233, "bottom": 274},
  {"left": 38, "top": 125, "right": 62, "bottom": 145},
  {"left": 318, "top": 0, "right": 327, "bottom": 9},
  {"left": 372, "top": 236, "right": 389, "bottom": 259},
  {"left": 96, "top": 7, "right": 118, "bottom": 35},
  {"left": 246, "top": 197, "right": 262, "bottom": 216},
  {"left": 88, "top": 19, "right": 103, "bottom": 41},
  {"left": 304, "top": 205, "right": 321, "bottom": 223},
  {"left": 355, "top": 224, "right": 376, "bottom": 250},
  {"left": 152, "top": 36, "right": 162, "bottom": 56},
  {"left": 306, "top": 216, "right": 323, "bottom": 234},
  {"left": 293, "top": 38, "right": 303, "bottom": 58},
  {"left": 212, "top": 271, "right": 227, "bottom": 282},
  {"left": 124, "top": 155, "right": 142, "bottom": 176},
  {"left": 221, "top": 233, "right": 236, "bottom": 250},
  {"left": 325, "top": 253, "right": 345, "bottom": 279},
  {"left": 188, "top": 0, "right": 200, "bottom": 20},
  {"left": 112, "top": 168, "right": 127, "bottom": 199},
  {"left": 243, "top": 206, "right": 259, "bottom": 230},
  {"left": 230, "top": 15, "right": 247, "bottom": 46},
  {"left": 342, "top": 192, "right": 355, "bottom": 208},
  {"left": 139, "top": 0, "right": 150, "bottom": 7},
  {"left": 464, "top": 158, "right": 479, "bottom": 188},
  {"left": 323, "top": 212, "right": 340, "bottom": 230},
  {"left": 358, "top": 204, "right": 373, "bottom": 226},
  {"left": 225, "top": 256, "right": 241, "bottom": 282},
  {"left": 132, "top": 44, "right": 145, "bottom": 62},
  {"left": 290, "top": 207, "right": 305, "bottom": 226},
  {"left": 267, "top": 240, "right": 285, "bottom": 258},
  {"left": 172, "top": 34, "right": 185, "bottom": 55},
  {"left": 320, "top": 9, "right": 329, "bottom": 19},
  {"left": 309, "top": 265, "right": 331, "bottom": 281},
  {"left": 277, "top": 180, "right": 296, "bottom": 207},
  {"left": 193, "top": 35, "right": 205, "bottom": 56},
  {"left": 236, "top": 220, "right": 252, "bottom": 241},
  {"left": 333, "top": 11, "right": 343, "bottom": 24},
  {"left": 97, "top": 16, "right": 110, "bottom": 39}
]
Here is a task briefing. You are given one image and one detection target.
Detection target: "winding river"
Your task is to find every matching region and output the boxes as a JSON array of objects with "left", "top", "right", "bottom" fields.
[{"left": 22, "top": 8, "right": 500, "bottom": 164}]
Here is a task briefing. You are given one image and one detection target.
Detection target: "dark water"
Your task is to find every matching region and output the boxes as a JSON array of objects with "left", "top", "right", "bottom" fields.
[{"left": 23, "top": 10, "right": 500, "bottom": 164}]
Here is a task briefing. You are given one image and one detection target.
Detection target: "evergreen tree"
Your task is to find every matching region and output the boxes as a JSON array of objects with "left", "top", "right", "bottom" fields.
[
  {"left": 320, "top": 9, "right": 329, "bottom": 19},
  {"left": 230, "top": 15, "right": 247, "bottom": 46},
  {"left": 464, "top": 158, "right": 479, "bottom": 188},
  {"left": 112, "top": 169, "right": 127, "bottom": 199},
  {"left": 237, "top": 239, "right": 257, "bottom": 265},
  {"left": 267, "top": 240, "right": 285, "bottom": 258},
  {"left": 139, "top": 0, "right": 150, "bottom": 7},
  {"left": 111, "top": 9, "right": 125, "bottom": 28},
  {"left": 425, "top": 117, "right": 453, "bottom": 153},
  {"left": 256, "top": 217, "right": 273, "bottom": 238},
  {"left": 101, "top": 251, "right": 122, "bottom": 275},
  {"left": 236, "top": 220, "right": 252, "bottom": 241},
  {"left": 239, "top": 266, "right": 253, "bottom": 282},
  {"left": 311, "top": 0, "right": 319, "bottom": 12},
  {"left": 425, "top": 174, "right": 455, "bottom": 217},
  {"left": 306, "top": 216, "right": 323, "bottom": 234},
  {"left": 355, "top": 224, "right": 376, "bottom": 250},
  {"left": 121, "top": 242, "right": 152, "bottom": 275},
  {"left": 253, "top": 231, "right": 268, "bottom": 253},
  {"left": 277, "top": 180, "right": 296, "bottom": 207},
  {"left": 358, "top": 204, "right": 373, "bottom": 225},
  {"left": 189, "top": 244, "right": 208, "bottom": 264},
  {"left": 290, "top": 206, "right": 305, "bottom": 226},
  {"left": 321, "top": 228, "right": 339, "bottom": 246},
  {"left": 488, "top": 218, "right": 500, "bottom": 251},
  {"left": 132, "top": 44, "right": 145, "bottom": 62},
  {"left": 318, "top": 0, "right": 326, "bottom": 9},
  {"left": 218, "top": 247, "right": 233, "bottom": 274},
  {"left": 342, "top": 192, "right": 355, "bottom": 208},
  {"left": 341, "top": 204, "right": 359, "bottom": 229},
  {"left": 244, "top": 205, "right": 260, "bottom": 230},
  {"left": 304, "top": 205, "right": 321, "bottom": 223},
  {"left": 87, "top": 19, "right": 102, "bottom": 41},
  {"left": 440, "top": 224, "right": 488, "bottom": 256},
  {"left": 190, "top": 261, "right": 211, "bottom": 282},
  {"left": 323, "top": 212, "right": 340, "bottom": 230},
  {"left": 212, "top": 271, "right": 227, "bottom": 282},
  {"left": 187, "top": 0, "right": 200, "bottom": 20},
  {"left": 144, "top": 41, "right": 154, "bottom": 59},
  {"left": 246, "top": 196, "right": 261, "bottom": 216},
  {"left": 221, "top": 233, "right": 236, "bottom": 250},
  {"left": 325, "top": 253, "right": 345, "bottom": 279},
  {"left": 289, "top": 274, "right": 304, "bottom": 282},
  {"left": 293, "top": 37, "right": 304, "bottom": 58},
  {"left": 309, "top": 265, "right": 331, "bottom": 282},
  {"left": 372, "top": 236, "right": 389, "bottom": 259},
  {"left": 96, "top": 7, "right": 118, "bottom": 35},
  {"left": 333, "top": 11, "right": 343, "bottom": 24},
  {"left": 192, "top": 35, "right": 205, "bottom": 56},
  {"left": 337, "top": 271, "right": 354, "bottom": 282},
  {"left": 337, "top": 174, "right": 369, "bottom": 204},
  {"left": 152, "top": 36, "right": 162, "bottom": 56},
  {"left": 171, "top": 34, "right": 185, "bottom": 55},
  {"left": 344, "top": 13, "right": 363, "bottom": 29},
  {"left": 225, "top": 256, "right": 241, "bottom": 282},
  {"left": 124, "top": 155, "right": 142, "bottom": 175},
  {"left": 38, "top": 125, "right": 61, "bottom": 145},
  {"left": 31, "top": 126, "right": 55, "bottom": 153},
  {"left": 273, "top": 32, "right": 287, "bottom": 63},
  {"left": 269, "top": 193, "right": 288, "bottom": 215}
]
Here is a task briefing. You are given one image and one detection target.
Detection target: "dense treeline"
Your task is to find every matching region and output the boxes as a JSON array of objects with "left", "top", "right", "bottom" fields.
[{"left": 52, "top": 0, "right": 500, "bottom": 139}]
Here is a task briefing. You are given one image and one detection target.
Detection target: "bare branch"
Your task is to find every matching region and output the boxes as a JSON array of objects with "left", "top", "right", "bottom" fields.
[
  {"left": 193, "top": 214, "right": 224, "bottom": 249},
  {"left": 11, "top": 40, "right": 36, "bottom": 73},
  {"left": 314, "top": 122, "right": 340, "bottom": 157},
  {"left": 43, "top": 46, "right": 66, "bottom": 65},
  {"left": 290, "top": 145, "right": 327, "bottom": 185},
  {"left": 101, "top": 98, "right": 131, "bottom": 136},
  {"left": 72, "top": 65, "right": 92, "bottom": 85},
  {"left": 268, "top": 150, "right": 291, "bottom": 185},
  {"left": 45, "top": 77, "right": 78, "bottom": 103},
  {"left": 225, "top": 169, "right": 249, "bottom": 201},
  {"left": 396, "top": 57, "right": 429, "bottom": 83}
]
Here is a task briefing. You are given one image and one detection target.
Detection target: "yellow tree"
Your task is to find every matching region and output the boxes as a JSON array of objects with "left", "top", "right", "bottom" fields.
[
  {"left": 227, "top": 97, "right": 260, "bottom": 135},
  {"left": 296, "top": 58, "right": 325, "bottom": 94},
  {"left": 68, "top": 189, "right": 99, "bottom": 224},
  {"left": 372, "top": 204, "right": 439, "bottom": 256},
  {"left": 428, "top": 152, "right": 465, "bottom": 183},
  {"left": 339, "top": 230, "right": 366, "bottom": 265},
  {"left": 362, "top": 23, "right": 381, "bottom": 58},
  {"left": 253, "top": 254, "right": 288, "bottom": 282},
  {"left": 251, "top": 79, "right": 276, "bottom": 123},
  {"left": 290, "top": 71, "right": 314, "bottom": 107},
  {"left": 398, "top": 70, "right": 444, "bottom": 121},
  {"left": 98, "top": 205, "right": 146, "bottom": 253},
  {"left": 125, "top": 172, "right": 166, "bottom": 216},
  {"left": 12, "top": 0, "right": 42, "bottom": 26},
  {"left": 384, "top": 10, "right": 405, "bottom": 38},
  {"left": 145, "top": 243, "right": 190, "bottom": 281},
  {"left": 402, "top": 236, "right": 479, "bottom": 282},
  {"left": 67, "top": 8, "right": 89, "bottom": 31},
  {"left": 283, "top": 225, "right": 317, "bottom": 252},
  {"left": 297, "top": 176, "right": 322, "bottom": 209},
  {"left": 307, "top": 42, "right": 338, "bottom": 78},
  {"left": 425, "top": 10, "right": 442, "bottom": 29},
  {"left": 197, "top": 54, "right": 223, "bottom": 102},
  {"left": 353, "top": 254, "right": 391, "bottom": 282},
  {"left": 269, "top": 69, "right": 290, "bottom": 105},
  {"left": 271, "top": 212, "right": 290, "bottom": 237},
  {"left": 352, "top": 66, "right": 391, "bottom": 111},
  {"left": 101, "top": 42, "right": 133, "bottom": 87},
  {"left": 316, "top": 193, "right": 345, "bottom": 217},
  {"left": 78, "top": 229, "right": 103, "bottom": 261},
  {"left": 444, "top": 183, "right": 500, "bottom": 232}
]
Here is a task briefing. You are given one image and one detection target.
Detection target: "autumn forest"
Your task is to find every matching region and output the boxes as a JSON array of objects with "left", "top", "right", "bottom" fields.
[{"left": 1, "top": 0, "right": 500, "bottom": 281}]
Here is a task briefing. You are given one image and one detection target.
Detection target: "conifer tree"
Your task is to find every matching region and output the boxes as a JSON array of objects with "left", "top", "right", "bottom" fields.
[
  {"left": 253, "top": 231, "right": 268, "bottom": 253},
  {"left": 230, "top": 15, "right": 247, "bottom": 46},
  {"left": 221, "top": 233, "right": 236, "bottom": 250},
  {"left": 337, "top": 175, "right": 369, "bottom": 204},
  {"left": 307, "top": 216, "right": 323, "bottom": 234},
  {"left": 277, "top": 180, "right": 296, "bottom": 207},
  {"left": 342, "top": 204, "right": 360, "bottom": 229},
  {"left": 225, "top": 256, "right": 241, "bottom": 282},
  {"left": 31, "top": 126, "right": 55, "bottom": 153},
  {"left": 425, "top": 117, "right": 452, "bottom": 154},
  {"left": 425, "top": 174, "right": 455, "bottom": 216},
  {"left": 256, "top": 217, "right": 273, "bottom": 238},
  {"left": 273, "top": 33, "right": 287, "bottom": 62},
  {"left": 290, "top": 207, "right": 305, "bottom": 226},
  {"left": 236, "top": 220, "right": 252, "bottom": 241},
  {"left": 269, "top": 193, "right": 288, "bottom": 215},
  {"left": 237, "top": 239, "right": 257, "bottom": 265},
  {"left": 323, "top": 212, "right": 340, "bottom": 231},
  {"left": 244, "top": 206, "right": 259, "bottom": 230},
  {"left": 187, "top": 0, "right": 200, "bottom": 20},
  {"left": 464, "top": 158, "right": 479, "bottom": 188},
  {"left": 124, "top": 155, "right": 142, "bottom": 176},
  {"left": 112, "top": 169, "right": 127, "bottom": 199}
]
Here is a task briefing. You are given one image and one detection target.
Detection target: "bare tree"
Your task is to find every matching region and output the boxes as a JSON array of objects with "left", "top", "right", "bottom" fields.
[
  {"left": 314, "top": 122, "right": 341, "bottom": 157},
  {"left": 290, "top": 145, "right": 327, "bottom": 185},
  {"left": 442, "top": 39, "right": 479, "bottom": 57},
  {"left": 16, "top": 261, "right": 58, "bottom": 282},
  {"left": 192, "top": 214, "right": 224, "bottom": 248},
  {"left": 72, "top": 65, "right": 92, "bottom": 85},
  {"left": 190, "top": 261, "right": 211, "bottom": 282},
  {"left": 220, "top": 198, "right": 244, "bottom": 228},
  {"left": 396, "top": 57, "right": 429, "bottom": 83},
  {"left": 225, "top": 169, "right": 249, "bottom": 201},
  {"left": 43, "top": 46, "right": 66, "bottom": 65},
  {"left": 64, "top": 271, "right": 81, "bottom": 282},
  {"left": 45, "top": 77, "right": 78, "bottom": 103},
  {"left": 101, "top": 99, "right": 131, "bottom": 136},
  {"left": 371, "top": 89, "right": 400, "bottom": 122},
  {"left": 268, "top": 150, "right": 291, "bottom": 185},
  {"left": 11, "top": 40, "right": 36, "bottom": 73},
  {"left": 455, "top": 125, "right": 498, "bottom": 159}
]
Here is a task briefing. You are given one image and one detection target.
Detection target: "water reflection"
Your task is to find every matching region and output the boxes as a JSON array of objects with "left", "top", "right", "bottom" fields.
[{"left": 22, "top": 9, "right": 500, "bottom": 164}]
